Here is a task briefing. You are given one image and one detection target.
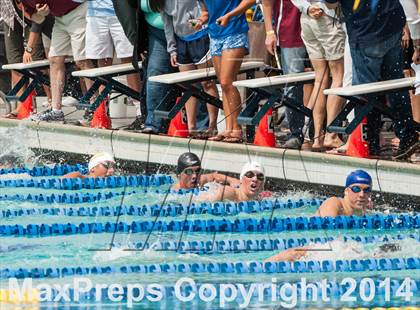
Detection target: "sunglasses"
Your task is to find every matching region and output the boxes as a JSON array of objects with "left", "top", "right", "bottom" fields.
[
  {"left": 244, "top": 171, "right": 265, "bottom": 181},
  {"left": 182, "top": 167, "right": 201, "bottom": 175},
  {"left": 101, "top": 162, "right": 115, "bottom": 170},
  {"left": 349, "top": 185, "right": 371, "bottom": 194}
]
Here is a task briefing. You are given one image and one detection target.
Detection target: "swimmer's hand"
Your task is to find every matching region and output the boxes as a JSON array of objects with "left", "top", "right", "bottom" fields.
[{"left": 229, "top": 179, "right": 241, "bottom": 188}]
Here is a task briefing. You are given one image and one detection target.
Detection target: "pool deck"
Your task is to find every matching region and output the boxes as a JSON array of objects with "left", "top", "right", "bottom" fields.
[{"left": 0, "top": 118, "right": 419, "bottom": 197}]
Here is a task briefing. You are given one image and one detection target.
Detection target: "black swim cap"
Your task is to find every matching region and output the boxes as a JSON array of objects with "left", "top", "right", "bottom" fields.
[
  {"left": 177, "top": 152, "right": 201, "bottom": 174},
  {"left": 378, "top": 243, "right": 401, "bottom": 253}
]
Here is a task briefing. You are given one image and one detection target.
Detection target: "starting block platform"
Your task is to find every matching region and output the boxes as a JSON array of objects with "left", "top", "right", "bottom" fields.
[
  {"left": 325, "top": 77, "right": 416, "bottom": 135},
  {"left": 72, "top": 62, "right": 142, "bottom": 113},
  {"left": 1, "top": 58, "right": 73, "bottom": 104},
  {"left": 233, "top": 72, "right": 315, "bottom": 125},
  {"left": 149, "top": 61, "right": 264, "bottom": 119}
]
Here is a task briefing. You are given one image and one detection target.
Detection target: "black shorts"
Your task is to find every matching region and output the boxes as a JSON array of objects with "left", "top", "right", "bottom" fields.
[{"left": 175, "top": 34, "right": 210, "bottom": 65}]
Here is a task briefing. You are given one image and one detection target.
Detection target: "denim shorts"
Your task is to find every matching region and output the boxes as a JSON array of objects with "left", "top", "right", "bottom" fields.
[{"left": 209, "top": 32, "right": 249, "bottom": 56}]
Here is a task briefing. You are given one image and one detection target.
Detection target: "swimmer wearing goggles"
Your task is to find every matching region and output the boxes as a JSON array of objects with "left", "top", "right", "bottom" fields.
[{"left": 315, "top": 169, "right": 373, "bottom": 217}]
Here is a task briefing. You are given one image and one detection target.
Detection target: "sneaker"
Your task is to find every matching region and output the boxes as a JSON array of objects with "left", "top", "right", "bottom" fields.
[
  {"left": 124, "top": 116, "right": 145, "bottom": 131},
  {"left": 62, "top": 97, "right": 79, "bottom": 107},
  {"left": 140, "top": 127, "right": 158, "bottom": 134},
  {"left": 282, "top": 137, "right": 302, "bottom": 150},
  {"left": 393, "top": 134, "right": 420, "bottom": 160},
  {"left": 31, "top": 109, "right": 64, "bottom": 122}
]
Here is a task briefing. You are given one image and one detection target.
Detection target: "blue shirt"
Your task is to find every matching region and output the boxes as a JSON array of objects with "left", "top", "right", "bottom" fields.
[
  {"left": 203, "top": 0, "right": 248, "bottom": 39},
  {"left": 325, "top": 0, "right": 406, "bottom": 46},
  {"left": 87, "top": 0, "right": 115, "bottom": 17}
]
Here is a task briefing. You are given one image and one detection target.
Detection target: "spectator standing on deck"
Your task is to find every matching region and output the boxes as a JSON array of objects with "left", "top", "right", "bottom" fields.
[
  {"left": 156, "top": 0, "right": 220, "bottom": 139},
  {"left": 290, "top": 0, "right": 346, "bottom": 152},
  {"left": 325, "top": 0, "right": 419, "bottom": 160},
  {"left": 85, "top": 0, "right": 140, "bottom": 112},
  {"left": 196, "top": 0, "right": 255, "bottom": 143},
  {"left": 23, "top": 0, "right": 94, "bottom": 122},
  {"left": 262, "top": 0, "right": 307, "bottom": 150},
  {"left": 1, "top": 0, "right": 45, "bottom": 118}
]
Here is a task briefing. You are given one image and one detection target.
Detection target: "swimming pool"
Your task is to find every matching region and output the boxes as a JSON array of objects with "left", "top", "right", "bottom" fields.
[{"left": 0, "top": 164, "right": 419, "bottom": 309}]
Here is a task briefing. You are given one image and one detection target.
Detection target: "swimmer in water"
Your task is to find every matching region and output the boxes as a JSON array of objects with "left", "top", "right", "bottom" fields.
[
  {"left": 200, "top": 161, "right": 269, "bottom": 202},
  {"left": 315, "top": 169, "right": 373, "bottom": 217},
  {"left": 63, "top": 152, "right": 116, "bottom": 179},
  {"left": 172, "top": 152, "right": 240, "bottom": 190},
  {"left": 265, "top": 241, "right": 401, "bottom": 262}
]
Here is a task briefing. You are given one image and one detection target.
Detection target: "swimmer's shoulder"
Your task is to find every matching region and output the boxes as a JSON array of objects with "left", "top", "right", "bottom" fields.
[
  {"left": 316, "top": 197, "right": 343, "bottom": 217},
  {"left": 62, "top": 171, "right": 84, "bottom": 179}
]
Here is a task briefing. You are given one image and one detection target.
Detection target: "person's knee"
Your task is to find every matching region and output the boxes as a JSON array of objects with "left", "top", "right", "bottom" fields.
[
  {"left": 220, "top": 80, "right": 234, "bottom": 92},
  {"left": 49, "top": 57, "right": 65, "bottom": 69},
  {"left": 76, "top": 59, "right": 93, "bottom": 70},
  {"left": 202, "top": 80, "right": 216, "bottom": 92}
]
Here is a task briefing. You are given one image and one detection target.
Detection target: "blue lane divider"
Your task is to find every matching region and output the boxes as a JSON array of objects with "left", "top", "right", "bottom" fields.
[
  {"left": 113, "top": 233, "right": 418, "bottom": 253},
  {"left": 0, "top": 174, "right": 174, "bottom": 190},
  {"left": 0, "top": 187, "right": 203, "bottom": 204},
  {"left": 7, "top": 279, "right": 417, "bottom": 303},
  {"left": 0, "top": 199, "right": 322, "bottom": 218},
  {"left": 2, "top": 256, "right": 419, "bottom": 279},
  {"left": 1, "top": 214, "right": 418, "bottom": 236},
  {"left": 0, "top": 163, "right": 87, "bottom": 176}
]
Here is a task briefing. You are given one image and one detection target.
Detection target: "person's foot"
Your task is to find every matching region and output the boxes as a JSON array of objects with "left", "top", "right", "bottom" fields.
[
  {"left": 139, "top": 127, "right": 158, "bottom": 134},
  {"left": 282, "top": 137, "right": 302, "bottom": 150},
  {"left": 323, "top": 133, "right": 344, "bottom": 149},
  {"left": 393, "top": 134, "right": 420, "bottom": 160},
  {"left": 62, "top": 97, "right": 79, "bottom": 107},
  {"left": 208, "top": 131, "right": 230, "bottom": 141},
  {"left": 31, "top": 109, "right": 64, "bottom": 122}
]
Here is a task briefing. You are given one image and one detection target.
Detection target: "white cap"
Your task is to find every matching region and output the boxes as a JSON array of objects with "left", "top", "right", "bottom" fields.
[
  {"left": 240, "top": 161, "right": 265, "bottom": 179},
  {"left": 88, "top": 152, "right": 115, "bottom": 171}
]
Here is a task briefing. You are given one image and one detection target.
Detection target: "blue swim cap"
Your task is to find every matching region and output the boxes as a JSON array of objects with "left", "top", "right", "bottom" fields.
[{"left": 345, "top": 170, "right": 372, "bottom": 187}]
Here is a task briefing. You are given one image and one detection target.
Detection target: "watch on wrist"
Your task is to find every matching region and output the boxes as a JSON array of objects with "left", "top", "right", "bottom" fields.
[{"left": 25, "top": 46, "right": 33, "bottom": 54}]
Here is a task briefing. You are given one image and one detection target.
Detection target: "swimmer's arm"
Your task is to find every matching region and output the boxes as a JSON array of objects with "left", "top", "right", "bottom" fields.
[
  {"left": 62, "top": 171, "right": 83, "bottom": 179},
  {"left": 205, "top": 185, "right": 237, "bottom": 202},
  {"left": 265, "top": 248, "right": 308, "bottom": 262},
  {"left": 316, "top": 197, "right": 341, "bottom": 217},
  {"left": 200, "top": 173, "right": 240, "bottom": 187}
]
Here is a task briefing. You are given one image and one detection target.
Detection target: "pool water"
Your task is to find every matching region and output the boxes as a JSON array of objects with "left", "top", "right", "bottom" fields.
[{"left": 0, "top": 169, "right": 419, "bottom": 309}]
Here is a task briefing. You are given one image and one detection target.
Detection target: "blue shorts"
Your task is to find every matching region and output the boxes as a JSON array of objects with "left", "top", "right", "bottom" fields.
[
  {"left": 176, "top": 35, "right": 210, "bottom": 65},
  {"left": 209, "top": 32, "right": 249, "bottom": 57}
]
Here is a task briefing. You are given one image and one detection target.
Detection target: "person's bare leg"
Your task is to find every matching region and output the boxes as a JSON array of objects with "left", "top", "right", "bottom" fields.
[
  {"left": 308, "top": 58, "right": 329, "bottom": 149},
  {"left": 197, "top": 61, "right": 219, "bottom": 134},
  {"left": 75, "top": 59, "right": 95, "bottom": 94},
  {"left": 49, "top": 56, "right": 67, "bottom": 110},
  {"left": 219, "top": 48, "right": 246, "bottom": 140},
  {"left": 324, "top": 58, "right": 345, "bottom": 148},
  {"left": 8, "top": 71, "right": 27, "bottom": 114},
  {"left": 121, "top": 57, "right": 140, "bottom": 93},
  {"left": 97, "top": 58, "right": 113, "bottom": 93},
  {"left": 209, "top": 55, "right": 231, "bottom": 139},
  {"left": 178, "top": 63, "right": 199, "bottom": 132}
]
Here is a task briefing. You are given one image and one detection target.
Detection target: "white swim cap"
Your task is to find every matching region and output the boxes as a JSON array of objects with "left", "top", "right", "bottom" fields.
[
  {"left": 240, "top": 161, "right": 265, "bottom": 179},
  {"left": 88, "top": 152, "right": 115, "bottom": 171}
]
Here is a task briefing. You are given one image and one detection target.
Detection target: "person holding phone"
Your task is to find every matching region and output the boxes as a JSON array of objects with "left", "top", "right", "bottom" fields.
[{"left": 155, "top": 0, "right": 219, "bottom": 139}]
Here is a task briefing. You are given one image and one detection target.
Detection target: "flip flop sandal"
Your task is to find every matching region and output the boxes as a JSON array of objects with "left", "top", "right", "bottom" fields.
[
  {"left": 197, "top": 129, "right": 218, "bottom": 140},
  {"left": 208, "top": 134, "right": 227, "bottom": 141},
  {"left": 223, "top": 136, "right": 244, "bottom": 143},
  {"left": 2, "top": 112, "right": 18, "bottom": 119}
]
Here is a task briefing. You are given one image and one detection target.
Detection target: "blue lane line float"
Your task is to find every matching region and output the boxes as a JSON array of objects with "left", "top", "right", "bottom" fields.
[
  {"left": 1, "top": 256, "right": 419, "bottom": 279},
  {"left": 0, "top": 174, "right": 174, "bottom": 190},
  {"left": 0, "top": 187, "right": 205, "bottom": 204},
  {"left": 1, "top": 214, "right": 418, "bottom": 236},
  {"left": 0, "top": 164, "right": 87, "bottom": 177},
  {"left": 0, "top": 199, "right": 323, "bottom": 218},
  {"left": 113, "top": 233, "right": 418, "bottom": 253}
]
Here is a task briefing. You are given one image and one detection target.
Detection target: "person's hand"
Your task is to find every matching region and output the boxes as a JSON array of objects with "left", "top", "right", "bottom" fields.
[
  {"left": 229, "top": 179, "right": 241, "bottom": 188},
  {"left": 35, "top": 3, "right": 50, "bottom": 16},
  {"left": 308, "top": 5, "right": 324, "bottom": 19},
  {"left": 413, "top": 49, "right": 420, "bottom": 64},
  {"left": 216, "top": 14, "right": 230, "bottom": 27},
  {"left": 193, "top": 14, "right": 208, "bottom": 31},
  {"left": 402, "top": 27, "right": 410, "bottom": 50},
  {"left": 23, "top": 51, "right": 33, "bottom": 63},
  {"left": 170, "top": 54, "right": 178, "bottom": 67},
  {"left": 265, "top": 32, "right": 277, "bottom": 55}
]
